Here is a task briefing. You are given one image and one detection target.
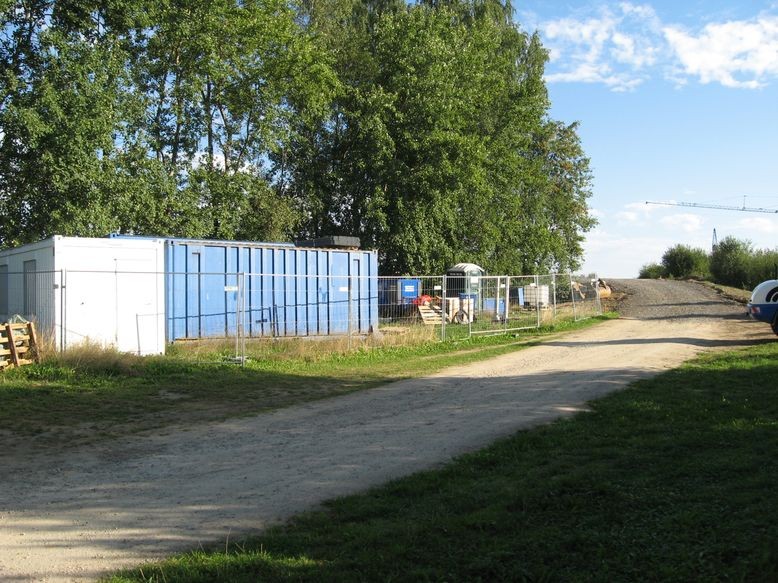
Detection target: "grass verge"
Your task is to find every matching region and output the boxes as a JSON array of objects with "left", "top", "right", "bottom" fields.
[
  {"left": 108, "top": 340, "right": 778, "bottom": 582},
  {"left": 693, "top": 280, "right": 753, "bottom": 304},
  {"left": 0, "top": 315, "right": 614, "bottom": 449}
]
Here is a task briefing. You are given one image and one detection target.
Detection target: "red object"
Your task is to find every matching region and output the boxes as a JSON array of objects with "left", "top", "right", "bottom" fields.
[{"left": 412, "top": 294, "right": 433, "bottom": 306}]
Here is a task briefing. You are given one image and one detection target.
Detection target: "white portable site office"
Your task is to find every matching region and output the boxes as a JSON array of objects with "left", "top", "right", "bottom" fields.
[{"left": 0, "top": 236, "right": 166, "bottom": 355}]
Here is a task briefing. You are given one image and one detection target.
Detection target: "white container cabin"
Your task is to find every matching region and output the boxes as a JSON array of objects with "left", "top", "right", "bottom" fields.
[{"left": 0, "top": 236, "right": 166, "bottom": 355}]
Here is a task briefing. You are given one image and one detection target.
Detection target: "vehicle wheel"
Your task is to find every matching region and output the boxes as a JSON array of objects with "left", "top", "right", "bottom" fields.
[{"left": 772, "top": 313, "right": 778, "bottom": 336}]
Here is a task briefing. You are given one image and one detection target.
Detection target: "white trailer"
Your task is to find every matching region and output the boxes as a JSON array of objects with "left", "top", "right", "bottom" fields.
[{"left": 0, "top": 236, "right": 166, "bottom": 355}]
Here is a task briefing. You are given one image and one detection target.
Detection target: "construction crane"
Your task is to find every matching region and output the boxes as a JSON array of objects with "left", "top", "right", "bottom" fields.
[{"left": 645, "top": 199, "right": 778, "bottom": 214}]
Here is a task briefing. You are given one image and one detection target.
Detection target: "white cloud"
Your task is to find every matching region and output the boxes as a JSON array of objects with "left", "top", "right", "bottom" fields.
[
  {"left": 737, "top": 216, "right": 778, "bottom": 235},
  {"left": 614, "top": 201, "right": 660, "bottom": 223},
  {"left": 664, "top": 17, "right": 778, "bottom": 88},
  {"left": 541, "top": 4, "right": 661, "bottom": 91},
  {"left": 580, "top": 229, "right": 672, "bottom": 277},
  {"left": 536, "top": 4, "right": 778, "bottom": 90},
  {"left": 624, "top": 201, "right": 656, "bottom": 211},
  {"left": 659, "top": 213, "right": 705, "bottom": 233},
  {"left": 616, "top": 210, "right": 639, "bottom": 222}
]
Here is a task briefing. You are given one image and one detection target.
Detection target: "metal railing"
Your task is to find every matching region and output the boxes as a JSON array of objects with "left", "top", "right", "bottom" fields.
[{"left": 0, "top": 270, "right": 602, "bottom": 358}]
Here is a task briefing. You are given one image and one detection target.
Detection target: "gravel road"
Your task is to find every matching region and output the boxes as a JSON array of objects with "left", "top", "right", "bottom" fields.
[{"left": 0, "top": 279, "right": 772, "bottom": 582}]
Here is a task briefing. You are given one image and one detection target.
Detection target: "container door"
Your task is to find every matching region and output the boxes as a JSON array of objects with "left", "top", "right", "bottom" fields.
[
  {"left": 186, "top": 247, "right": 202, "bottom": 337},
  {"left": 306, "top": 251, "right": 318, "bottom": 336},
  {"left": 200, "top": 245, "right": 227, "bottom": 337},
  {"left": 295, "top": 249, "right": 307, "bottom": 336},
  {"left": 329, "top": 253, "right": 348, "bottom": 334}
]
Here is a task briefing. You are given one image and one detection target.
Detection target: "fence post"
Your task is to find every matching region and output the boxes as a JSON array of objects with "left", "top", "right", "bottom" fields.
[
  {"left": 441, "top": 275, "right": 447, "bottom": 341},
  {"left": 535, "top": 274, "right": 541, "bottom": 329},
  {"left": 62, "top": 268, "right": 68, "bottom": 351},
  {"left": 240, "top": 272, "right": 247, "bottom": 365},
  {"left": 594, "top": 272, "right": 602, "bottom": 316},
  {"left": 570, "top": 273, "right": 578, "bottom": 321},
  {"left": 348, "top": 272, "right": 353, "bottom": 350},
  {"left": 136, "top": 313, "right": 142, "bottom": 356},
  {"left": 504, "top": 276, "right": 510, "bottom": 333},
  {"left": 113, "top": 260, "right": 120, "bottom": 346},
  {"left": 552, "top": 273, "right": 557, "bottom": 322},
  {"left": 57, "top": 269, "right": 64, "bottom": 352}
]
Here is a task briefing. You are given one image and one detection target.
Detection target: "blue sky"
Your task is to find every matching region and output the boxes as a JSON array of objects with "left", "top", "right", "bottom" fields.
[{"left": 516, "top": 1, "right": 778, "bottom": 277}]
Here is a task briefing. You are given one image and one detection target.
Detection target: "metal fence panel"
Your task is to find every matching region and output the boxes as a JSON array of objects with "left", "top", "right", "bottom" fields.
[
  {"left": 0, "top": 270, "right": 59, "bottom": 347},
  {"left": 569, "top": 274, "right": 602, "bottom": 321},
  {"left": 0, "top": 269, "right": 601, "bottom": 357}
]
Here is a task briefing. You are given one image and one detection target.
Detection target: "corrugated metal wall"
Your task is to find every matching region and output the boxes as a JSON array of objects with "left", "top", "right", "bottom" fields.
[{"left": 164, "top": 240, "right": 378, "bottom": 341}]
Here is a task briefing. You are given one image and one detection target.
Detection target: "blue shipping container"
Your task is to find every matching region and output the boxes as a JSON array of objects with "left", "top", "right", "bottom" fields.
[{"left": 163, "top": 239, "right": 378, "bottom": 341}]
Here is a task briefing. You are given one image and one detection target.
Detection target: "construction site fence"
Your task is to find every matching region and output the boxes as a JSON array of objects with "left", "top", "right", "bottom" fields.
[{"left": 0, "top": 270, "right": 602, "bottom": 357}]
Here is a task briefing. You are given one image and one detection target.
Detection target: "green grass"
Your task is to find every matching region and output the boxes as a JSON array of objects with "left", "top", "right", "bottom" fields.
[
  {"left": 108, "top": 340, "right": 778, "bottom": 582},
  {"left": 0, "top": 315, "right": 614, "bottom": 449}
]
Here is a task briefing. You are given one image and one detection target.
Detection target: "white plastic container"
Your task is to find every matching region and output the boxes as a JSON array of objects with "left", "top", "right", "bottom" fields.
[{"left": 523, "top": 284, "right": 550, "bottom": 308}]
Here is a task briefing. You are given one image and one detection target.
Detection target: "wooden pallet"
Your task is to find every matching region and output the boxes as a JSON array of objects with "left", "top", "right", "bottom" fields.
[
  {"left": 0, "top": 322, "right": 40, "bottom": 370},
  {"left": 417, "top": 304, "right": 443, "bottom": 325}
]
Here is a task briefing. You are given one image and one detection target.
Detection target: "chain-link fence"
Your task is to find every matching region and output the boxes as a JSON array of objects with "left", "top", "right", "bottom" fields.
[{"left": 0, "top": 269, "right": 602, "bottom": 359}]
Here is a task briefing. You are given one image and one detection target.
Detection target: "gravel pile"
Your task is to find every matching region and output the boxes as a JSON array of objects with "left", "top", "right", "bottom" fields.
[{"left": 607, "top": 279, "right": 747, "bottom": 321}]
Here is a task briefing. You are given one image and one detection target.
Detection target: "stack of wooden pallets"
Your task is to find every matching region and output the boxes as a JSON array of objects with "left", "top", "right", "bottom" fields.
[
  {"left": 0, "top": 322, "right": 40, "bottom": 370},
  {"left": 417, "top": 303, "right": 443, "bottom": 325}
]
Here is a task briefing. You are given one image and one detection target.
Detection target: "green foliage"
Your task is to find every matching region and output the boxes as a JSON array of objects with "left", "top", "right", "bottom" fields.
[
  {"left": 649, "top": 238, "right": 777, "bottom": 289},
  {"left": 638, "top": 262, "right": 665, "bottom": 279},
  {"left": 710, "top": 236, "right": 752, "bottom": 288},
  {"left": 661, "top": 244, "right": 709, "bottom": 279},
  {"left": 747, "top": 248, "right": 778, "bottom": 286},
  {"left": 1, "top": 0, "right": 595, "bottom": 272},
  {"left": 278, "top": 0, "right": 595, "bottom": 273},
  {"left": 0, "top": 0, "right": 331, "bottom": 246}
]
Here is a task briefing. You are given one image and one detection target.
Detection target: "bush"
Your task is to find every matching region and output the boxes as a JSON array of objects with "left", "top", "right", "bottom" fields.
[
  {"left": 747, "top": 249, "right": 778, "bottom": 287},
  {"left": 661, "top": 244, "right": 710, "bottom": 279},
  {"left": 639, "top": 263, "right": 666, "bottom": 279},
  {"left": 710, "top": 237, "right": 751, "bottom": 288},
  {"left": 647, "top": 238, "right": 777, "bottom": 289}
]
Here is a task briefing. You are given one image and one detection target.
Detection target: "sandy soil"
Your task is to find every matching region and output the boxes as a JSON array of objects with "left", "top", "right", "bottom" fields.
[{"left": 0, "top": 279, "right": 773, "bottom": 582}]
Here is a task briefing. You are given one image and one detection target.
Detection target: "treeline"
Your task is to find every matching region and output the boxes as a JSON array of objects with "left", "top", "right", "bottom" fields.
[
  {"left": 640, "top": 237, "right": 778, "bottom": 289},
  {"left": 0, "top": 0, "right": 595, "bottom": 274}
]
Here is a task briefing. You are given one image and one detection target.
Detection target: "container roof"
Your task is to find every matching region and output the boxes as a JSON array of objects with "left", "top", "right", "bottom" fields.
[{"left": 109, "top": 234, "right": 296, "bottom": 248}]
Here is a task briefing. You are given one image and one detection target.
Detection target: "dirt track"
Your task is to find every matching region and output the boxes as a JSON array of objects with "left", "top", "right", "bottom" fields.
[{"left": 0, "top": 279, "right": 773, "bottom": 582}]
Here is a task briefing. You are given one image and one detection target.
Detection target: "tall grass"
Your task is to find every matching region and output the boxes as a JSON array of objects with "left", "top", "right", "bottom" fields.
[
  {"left": 43, "top": 340, "right": 147, "bottom": 375},
  {"left": 168, "top": 325, "right": 442, "bottom": 363}
]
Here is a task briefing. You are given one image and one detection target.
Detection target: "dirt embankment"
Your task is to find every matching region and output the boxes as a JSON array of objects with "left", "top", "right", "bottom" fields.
[{"left": 0, "top": 279, "right": 773, "bottom": 582}]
